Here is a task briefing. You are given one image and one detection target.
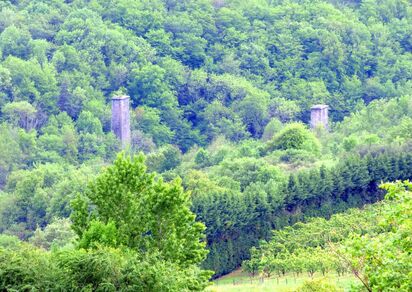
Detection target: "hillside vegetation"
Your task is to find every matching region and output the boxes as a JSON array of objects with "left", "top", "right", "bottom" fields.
[
  {"left": 0, "top": 0, "right": 411, "bottom": 289},
  {"left": 243, "top": 181, "right": 412, "bottom": 291}
]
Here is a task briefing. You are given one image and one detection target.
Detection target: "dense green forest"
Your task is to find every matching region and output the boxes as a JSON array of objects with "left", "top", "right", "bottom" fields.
[{"left": 0, "top": 0, "right": 411, "bottom": 290}]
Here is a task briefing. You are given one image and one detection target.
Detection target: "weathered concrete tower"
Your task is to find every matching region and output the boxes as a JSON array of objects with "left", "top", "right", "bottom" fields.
[
  {"left": 111, "top": 95, "right": 131, "bottom": 148},
  {"left": 310, "top": 104, "right": 329, "bottom": 129}
]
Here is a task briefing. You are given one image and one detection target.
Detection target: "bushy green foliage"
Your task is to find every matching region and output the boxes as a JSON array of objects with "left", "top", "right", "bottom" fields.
[
  {"left": 0, "top": 243, "right": 58, "bottom": 291},
  {"left": 213, "top": 157, "right": 283, "bottom": 191},
  {"left": 69, "top": 153, "right": 212, "bottom": 288},
  {"left": 296, "top": 278, "right": 341, "bottom": 292},
  {"left": 2, "top": 101, "right": 36, "bottom": 130},
  {"left": 77, "top": 220, "right": 119, "bottom": 250},
  {"left": 72, "top": 153, "right": 208, "bottom": 265},
  {"left": 267, "top": 123, "right": 321, "bottom": 155},
  {"left": 0, "top": 234, "right": 20, "bottom": 249},
  {"left": 0, "top": 243, "right": 212, "bottom": 291},
  {"left": 261, "top": 119, "right": 283, "bottom": 142},
  {"left": 330, "top": 96, "right": 412, "bottom": 153},
  {"left": 29, "top": 218, "right": 76, "bottom": 250},
  {"left": 0, "top": 163, "right": 97, "bottom": 238},
  {"left": 146, "top": 144, "right": 182, "bottom": 173}
]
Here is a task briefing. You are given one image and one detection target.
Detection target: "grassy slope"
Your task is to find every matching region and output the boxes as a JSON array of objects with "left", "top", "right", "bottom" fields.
[{"left": 206, "top": 269, "right": 356, "bottom": 292}]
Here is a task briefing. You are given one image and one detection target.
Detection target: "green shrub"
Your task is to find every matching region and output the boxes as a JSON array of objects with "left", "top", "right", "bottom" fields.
[
  {"left": 296, "top": 277, "right": 342, "bottom": 292},
  {"left": 267, "top": 123, "right": 321, "bottom": 155}
]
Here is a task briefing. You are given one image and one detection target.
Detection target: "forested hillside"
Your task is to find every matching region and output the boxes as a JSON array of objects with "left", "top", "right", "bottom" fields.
[
  {"left": 0, "top": 0, "right": 411, "bottom": 162},
  {"left": 0, "top": 0, "right": 411, "bottom": 289}
]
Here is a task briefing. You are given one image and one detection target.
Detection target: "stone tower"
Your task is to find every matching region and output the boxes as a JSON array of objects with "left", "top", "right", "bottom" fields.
[
  {"left": 111, "top": 95, "right": 131, "bottom": 148},
  {"left": 310, "top": 104, "right": 329, "bottom": 129}
]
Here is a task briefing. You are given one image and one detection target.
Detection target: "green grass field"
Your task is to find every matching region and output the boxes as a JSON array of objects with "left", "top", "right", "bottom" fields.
[{"left": 206, "top": 269, "right": 357, "bottom": 292}]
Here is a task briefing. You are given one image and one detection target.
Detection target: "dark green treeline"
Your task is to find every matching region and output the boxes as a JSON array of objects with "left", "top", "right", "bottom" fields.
[{"left": 192, "top": 148, "right": 412, "bottom": 276}]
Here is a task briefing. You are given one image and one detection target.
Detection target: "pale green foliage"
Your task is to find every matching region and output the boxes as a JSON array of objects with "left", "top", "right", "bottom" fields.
[
  {"left": 261, "top": 118, "right": 283, "bottom": 142},
  {"left": 0, "top": 124, "right": 22, "bottom": 185},
  {"left": 29, "top": 218, "right": 76, "bottom": 250},
  {"left": 194, "top": 148, "right": 210, "bottom": 167},
  {"left": 268, "top": 98, "right": 301, "bottom": 122},
  {"left": 76, "top": 111, "right": 103, "bottom": 135},
  {"left": 0, "top": 234, "right": 20, "bottom": 249},
  {"left": 213, "top": 157, "right": 283, "bottom": 191},
  {"left": 332, "top": 96, "right": 412, "bottom": 152},
  {"left": 134, "top": 106, "right": 174, "bottom": 146},
  {"left": 2, "top": 101, "right": 37, "bottom": 130},
  {"left": 146, "top": 144, "right": 182, "bottom": 173},
  {"left": 0, "top": 26, "right": 32, "bottom": 59},
  {"left": 0, "top": 163, "right": 96, "bottom": 238}
]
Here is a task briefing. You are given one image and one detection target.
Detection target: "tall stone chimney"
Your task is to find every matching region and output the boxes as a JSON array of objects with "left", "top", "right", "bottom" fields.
[
  {"left": 310, "top": 104, "right": 329, "bottom": 129},
  {"left": 111, "top": 95, "right": 131, "bottom": 148}
]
